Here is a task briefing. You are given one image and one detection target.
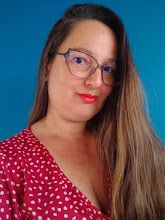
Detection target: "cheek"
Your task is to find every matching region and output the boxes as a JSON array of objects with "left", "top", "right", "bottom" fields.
[
  {"left": 96, "top": 88, "right": 112, "bottom": 112},
  {"left": 102, "top": 87, "right": 112, "bottom": 101},
  {"left": 48, "top": 72, "right": 75, "bottom": 105}
]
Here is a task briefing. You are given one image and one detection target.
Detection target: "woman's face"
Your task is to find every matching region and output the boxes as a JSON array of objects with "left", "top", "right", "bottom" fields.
[{"left": 46, "top": 20, "right": 117, "bottom": 123}]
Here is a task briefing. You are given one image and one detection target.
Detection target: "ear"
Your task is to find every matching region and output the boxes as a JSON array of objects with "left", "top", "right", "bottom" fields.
[{"left": 45, "top": 72, "right": 49, "bottom": 81}]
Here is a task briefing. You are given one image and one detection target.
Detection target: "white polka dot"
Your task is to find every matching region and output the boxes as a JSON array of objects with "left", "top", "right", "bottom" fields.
[
  {"left": 28, "top": 207, "right": 32, "bottom": 211},
  {"left": 52, "top": 207, "right": 55, "bottom": 211},
  {"left": 57, "top": 208, "right": 61, "bottom": 212},
  {"left": 31, "top": 200, "right": 35, "bottom": 204},
  {"left": 64, "top": 214, "right": 68, "bottom": 218},
  {"left": 63, "top": 206, "right": 67, "bottom": 210},
  {"left": 50, "top": 193, "right": 54, "bottom": 198},
  {"left": 70, "top": 204, "right": 73, "bottom": 209},
  {"left": 32, "top": 211, "right": 36, "bottom": 216},
  {"left": 44, "top": 202, "right": 47, "bottom": 207}
]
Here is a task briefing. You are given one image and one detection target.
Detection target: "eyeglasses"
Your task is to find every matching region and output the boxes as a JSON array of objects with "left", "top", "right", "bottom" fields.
[{"left": 56, "top": 48, "right": 116, "bottom": 86}]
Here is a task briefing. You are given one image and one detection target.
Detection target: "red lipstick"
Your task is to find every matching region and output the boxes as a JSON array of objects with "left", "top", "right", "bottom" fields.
[{"left": 77, "top": 93, "right": 98, "bottom": 103}]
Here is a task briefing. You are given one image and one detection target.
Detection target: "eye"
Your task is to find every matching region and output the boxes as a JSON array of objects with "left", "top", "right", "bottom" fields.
[
  {"left": 74, "top": 56, "right": 86, "bottom": 64},
  {"left": 103, "top": 65, "right": 114, "bottom": 73}
]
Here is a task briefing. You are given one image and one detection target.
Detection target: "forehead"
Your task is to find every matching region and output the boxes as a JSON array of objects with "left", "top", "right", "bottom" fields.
[{"left": 58, "top": 20, "right": 117, "bottom": 61}]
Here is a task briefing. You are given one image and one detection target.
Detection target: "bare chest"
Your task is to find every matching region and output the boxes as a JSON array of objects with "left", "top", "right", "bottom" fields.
[
  {"left": 31, "top": 124, "right": 109, "bottom": 213},
  {"left": 48, "top": 145, "right": 108, "bottom": 213}
]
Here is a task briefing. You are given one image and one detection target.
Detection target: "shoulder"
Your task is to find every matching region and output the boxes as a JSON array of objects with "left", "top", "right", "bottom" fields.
[
  {"left": 0, "top": 128, "right": 35, "bottom": 181},
  {"left": 0, "top": 129, "right": 27, "bottom": 187},
  {"left": 0, "top": 127, "right": 50, "bottom": 187},
  {"left": 0, "top": 128, "right": 30, "bottom": 158}
]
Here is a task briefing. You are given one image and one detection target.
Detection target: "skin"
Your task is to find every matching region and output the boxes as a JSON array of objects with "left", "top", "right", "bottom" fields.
[
  {"left": 32, "top": 20, "right": 117, "bottom": 211},
  {"left": 40, "top": 20, "right": 116, "bottom": 139}
]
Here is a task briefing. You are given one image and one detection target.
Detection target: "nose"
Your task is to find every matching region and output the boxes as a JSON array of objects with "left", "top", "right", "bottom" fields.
[{"left": 84, "top": 67, "right": 103, "bottom": 88}]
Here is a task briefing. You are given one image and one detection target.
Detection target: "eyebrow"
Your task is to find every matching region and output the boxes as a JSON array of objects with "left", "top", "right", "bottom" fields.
[{"left": 71, "top": 47, "right": 117, "bottom": 64}]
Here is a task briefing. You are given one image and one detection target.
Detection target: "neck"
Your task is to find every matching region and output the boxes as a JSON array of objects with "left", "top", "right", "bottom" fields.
[{"left": 39, "top": 113, "right": 89, "bottom": 143}]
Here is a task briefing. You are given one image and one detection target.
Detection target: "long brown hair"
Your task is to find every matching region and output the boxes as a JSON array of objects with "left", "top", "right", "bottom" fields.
[{"left": 29, "top": 4, "right": 165, "bottom": 220}]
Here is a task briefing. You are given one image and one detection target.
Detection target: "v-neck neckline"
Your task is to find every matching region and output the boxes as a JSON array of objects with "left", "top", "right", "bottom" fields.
[{"left": 27, "top": 126, "right": 110, "bottom": 219}]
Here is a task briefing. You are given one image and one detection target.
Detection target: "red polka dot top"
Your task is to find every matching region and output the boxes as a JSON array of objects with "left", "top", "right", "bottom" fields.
[{"left": 0, "top": 127, "right": 110, "bottom": 219}]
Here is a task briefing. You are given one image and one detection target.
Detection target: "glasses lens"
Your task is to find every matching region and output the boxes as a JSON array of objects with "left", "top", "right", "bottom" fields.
[
  {"left": 66, "top": 50, "right": 96, "bottom": 78},
  {"left": 102, "top": 64, "right": 115, "bottom": 86}
]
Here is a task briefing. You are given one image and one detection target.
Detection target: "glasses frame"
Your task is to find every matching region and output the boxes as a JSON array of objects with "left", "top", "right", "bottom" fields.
[{"left": 56, "top": 48, "right": 117, "bottom": 86}]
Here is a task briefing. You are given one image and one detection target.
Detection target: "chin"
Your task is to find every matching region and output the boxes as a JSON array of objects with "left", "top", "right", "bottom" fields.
[{"left": 75, "top": 111, "right": 99, "bottom": 122}]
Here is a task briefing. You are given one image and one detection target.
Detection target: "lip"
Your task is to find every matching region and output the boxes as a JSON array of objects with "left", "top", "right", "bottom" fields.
[{"left": 76, "top": 93, "right": 98, "bottom": 103}]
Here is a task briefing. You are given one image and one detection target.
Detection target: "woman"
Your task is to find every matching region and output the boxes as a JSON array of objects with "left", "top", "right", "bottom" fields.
[{"left": 0, "top": 3, "right": 164, "bottom": 220}]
